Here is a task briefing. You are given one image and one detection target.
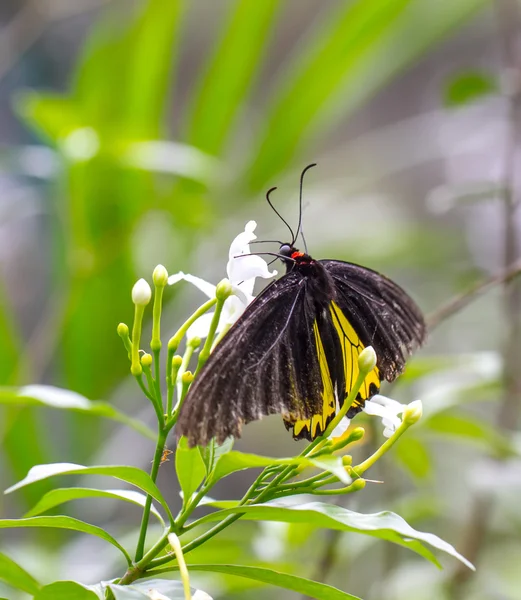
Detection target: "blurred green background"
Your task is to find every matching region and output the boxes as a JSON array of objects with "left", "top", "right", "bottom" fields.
[{"left": 1, "top": 0, "right": 521, "bottom": 598}]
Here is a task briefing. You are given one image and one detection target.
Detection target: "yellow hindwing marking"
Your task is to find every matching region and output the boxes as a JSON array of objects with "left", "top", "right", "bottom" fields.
[
  {"left": 330, "top": 301, "right": 380, "bottom": 403},
  {"left": 293, "top": 321, "right": 336, "bottom": 439}
]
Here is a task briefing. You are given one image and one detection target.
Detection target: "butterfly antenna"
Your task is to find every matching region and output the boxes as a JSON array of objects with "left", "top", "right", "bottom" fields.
[
  {"left": 300, "top": 228, "right": 309, "bottom": 254},
  {"left": 294, "top": 163, "right": 317, "bottom": 246},
  {"left": 266, "top": 187, "right": 295, "bottom": 243}
]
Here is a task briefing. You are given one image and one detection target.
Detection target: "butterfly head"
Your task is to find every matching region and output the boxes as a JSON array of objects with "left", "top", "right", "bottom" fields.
[{"left": 279, "top": 243, "right": 311, "bottom": 272}]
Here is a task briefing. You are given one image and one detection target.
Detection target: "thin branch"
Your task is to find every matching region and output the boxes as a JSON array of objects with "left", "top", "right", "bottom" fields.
[{"left": 427, "top": 257, "right": 521, "bottom": 330}]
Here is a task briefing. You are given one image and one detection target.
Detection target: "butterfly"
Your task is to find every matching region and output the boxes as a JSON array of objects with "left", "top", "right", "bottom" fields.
[{"left": 177, "top": 165, "right": 426, "bottom": 447}]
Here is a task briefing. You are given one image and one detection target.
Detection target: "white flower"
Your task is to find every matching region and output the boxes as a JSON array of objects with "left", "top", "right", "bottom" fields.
[
  {"left": 331, "top": 395, "right": 424, "bottom": 440},
  {"left": 363, "top": 395, "right": 423, "bottom": 437},
  {"left": 168, "top": 221, "right": 277, "bottom": 339}
]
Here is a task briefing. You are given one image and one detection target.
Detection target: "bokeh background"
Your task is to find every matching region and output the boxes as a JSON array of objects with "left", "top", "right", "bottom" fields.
[{"left": 1, "top": 0, "right": 521, "bottom": 598}]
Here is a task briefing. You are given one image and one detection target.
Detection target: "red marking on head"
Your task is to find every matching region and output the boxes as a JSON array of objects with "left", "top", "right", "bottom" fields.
[{"left": 291, "top": 251, "right": 304, "bottom": 259}]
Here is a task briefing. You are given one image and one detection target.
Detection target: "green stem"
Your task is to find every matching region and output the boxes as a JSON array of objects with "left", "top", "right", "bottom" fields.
[
  {"left": 135, "top": 375, "right": 155, "bottom": 402},
  {"left": 353, "top": 419, "right": 412, "bottom": 477},
  {"left": 166, "top": 346, "right": 175, "bottom": 415},
  {"left": 142, "top": 364, "right": 164, "bottom": 426},
  {"left": 135, "top": 427, "right": 168, "bottom": 561},
  {"left": 153, "top": 349, "right": 162, "bottom": 412},
  {"left": 194, "top": 296, "right": 227, "bottom": 377},
  {"left": 169, "top": 298, "right": 217, "bottom": 351},
  {"left": 131, "top": 304, "right": 146, "bottom": 376}
]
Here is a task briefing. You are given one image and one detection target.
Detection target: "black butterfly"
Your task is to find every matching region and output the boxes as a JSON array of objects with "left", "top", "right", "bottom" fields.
[{"left": 177, "top": 166, "right": 426, "bottom": 447}]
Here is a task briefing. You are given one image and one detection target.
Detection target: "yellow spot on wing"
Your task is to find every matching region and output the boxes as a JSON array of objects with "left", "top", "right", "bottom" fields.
[
  {"left": 330, "top": 301, "right": 380, "bottom": 402},
  {"left": 292, "top": 321, "right": 336, "bottom": 439}
]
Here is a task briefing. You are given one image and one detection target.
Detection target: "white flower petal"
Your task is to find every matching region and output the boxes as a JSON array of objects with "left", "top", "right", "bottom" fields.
[
  {"left": 383, "top": 426, "right": 395, "bottom": 438},
  {"left": 228, "top": 253, "right": 277, "bottom": 288},
  {"left": 231, "top": 283, "right": 252, "bottom": 307},
  {"left": 330, "top": 417, "right": 351, "bottom": 439},
  {"left": 168, "top": 271, "right": 217, "bottom": 299},
  {"left": 228, "top": 220, "right": 258, "bottom": 263},
  {"left": 222, "top": 295, "right": 248, "bottom": 325},
  {"left": 370, "top": 394, "right": 405, "bottom": 415},
  {"left": 363, "top": 400, "right": 402, "bottom": 432},
  {"left": 186, "top": 313, "right": 215, "bottom": 340}
]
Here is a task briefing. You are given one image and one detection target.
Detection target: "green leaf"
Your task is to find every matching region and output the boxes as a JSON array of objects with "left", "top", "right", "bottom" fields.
[
  {"left": 34, "top": 581, "right": 101, "bottom": 600},
  {"left": 0, "top": 551, "right": 40, "bottom": 595},
  {"left": 14, "top": 93, "right": 83, "bottom": 144},
  {"left": 187, "top": 0, "right": 281, "bottom": 155},
  {"left": 211, "top": 451, "right": 350, "bottom": 484},
  {"left": 108, "top": 578, "right": 211, "bottom": 599},
  {"left": 176, "top": 437, "right": 207, "bottom": 504},
  {"left": 25, "top": 487, "right": 164, "bottom": 524},
  {"left": 5, "top": 463, "right": 172, "bottom": 521},
  {"left": 0, "top": 385, "right": 156, "bottom": 440},
  {"left": 425, "top": 412, "right": 514, "bottom": 456},
  {"left": 444, "top": 71, "right": 497, "bottom": 107},
  {"left": 0, "top": 516, "right": 131, "bottom": 565},
  {"left": 394, "top": 436, "right": 432, "bottom": 479},
  {"left": 201, "top": 437, "right": 234, "bottom": 475},
  {"left": 195, "top": 500, "right": 474, "bottom": 570},
  {"left": 246, "top": 0, "right": 490, "bottom": 191},
  {"left": 177, "top": 564, "right": 359, "bottom": 599}
]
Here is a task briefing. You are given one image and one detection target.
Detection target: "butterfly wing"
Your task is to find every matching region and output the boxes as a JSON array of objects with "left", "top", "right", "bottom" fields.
[
  {"left": 176, "top": 271, "right": 331, "bottom": 446},
  {"left": 319, "top": 259, "right": 426, "bottom": 417}
]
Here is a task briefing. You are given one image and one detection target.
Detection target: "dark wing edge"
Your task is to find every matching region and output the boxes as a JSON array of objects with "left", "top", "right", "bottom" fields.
[
  {"left": 176, "top": 273, "right": 325, "bottom": 446},
  {"left": 321, "top": 259, "right": 426, "bottom": 383}
]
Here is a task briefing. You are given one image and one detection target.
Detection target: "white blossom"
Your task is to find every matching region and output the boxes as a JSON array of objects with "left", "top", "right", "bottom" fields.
[{"left": 168, "top": 220, "right": 277, "bottom": 339}]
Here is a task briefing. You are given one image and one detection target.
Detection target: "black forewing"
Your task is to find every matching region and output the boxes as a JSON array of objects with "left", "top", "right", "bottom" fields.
[
  {"left": 321, "top": 259, "right": 426, "bottom": 382},
  {"left": 176, "top": 271, "right": 326, "bottom": 446}
]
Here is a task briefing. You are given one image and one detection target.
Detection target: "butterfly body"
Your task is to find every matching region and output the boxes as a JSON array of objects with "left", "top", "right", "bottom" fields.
[{"left": 177, "top": 243, "right": 426, "bottom": 447}]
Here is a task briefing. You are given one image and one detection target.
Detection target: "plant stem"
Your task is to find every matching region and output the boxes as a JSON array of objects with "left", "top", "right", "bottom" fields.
[{"left": 135, "top": 427, "right": 169, "bottom": 562}]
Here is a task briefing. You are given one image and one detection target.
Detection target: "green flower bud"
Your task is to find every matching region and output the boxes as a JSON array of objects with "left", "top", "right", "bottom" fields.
[
  {"left": 358, "top": 346, "right": 377, "bottom": 372},
  {"left": 168, "top": 337, "right": 180, "bottom": 353},
  {"left": 347, "top": 427, "right": 365, "bottom": 444},
  {"left": 188, "top": 336, "right": 202, "bottom": 349},
  {"left": 132, "top": 278, "right": 152, "bottom": 305},
  {"left": 403, "top": 400, "right": 423, "bottom": 426},
  {"left": 349, "top": 478, "right": 366, "bottom": 492},
  {"left": 171, "top": 355, "right": 183, "bottom": 369},
  {"left": 117, "top": 323, "right": 129, "bottom": 337},
  {"left": 182, "top": 370, "right": 194, "bottom": 385},
  {"left": 141, "top": 353, "right": 153, "bottom": 367},
  {"left": 153, "top": 264, "right": 169, "bottom": 287},
  {"left": 215, "top": 278, "right": 233, "bottom": 301},
  {"left": 342, "top": 455, "right": 353, "bottom": 466}
]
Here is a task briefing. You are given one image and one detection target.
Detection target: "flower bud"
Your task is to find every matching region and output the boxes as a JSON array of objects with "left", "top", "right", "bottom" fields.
[
  {"left": 349, "top": 478, "right": 366, "bottom": 492},
  {"left": 216, "top": 278, "right": 233, "bottom": 301},
  {"left": 358, "top": 346, "right": 377, "bottom": 372},
  {"left": 117, "top": 323, "right": 129, "bottom": 337},
  {"left": 168, "top": 336, "right": 180, "bottom": 353},
  {"left": 132, "top": 278, "right": 152, "bottom": 305},
  {"left": 153, "top": 264, "right": 169, "bottom": 287},
  {"left": 188, "top": 336, "right": 202, "bottom": 349},
  {"left": 403, "top": 400, "right": 423, "bottom": 426},
  {"left": 342, "top": 455, "right": 353, "bottom": 466},
  {"left": 182, "top": 370, "right": 194, "bottom": 385},
  {"left": 141, "top": 353, "right": 153, "bottom": 367},
  {"left": 171, "top": 355, "right": 183, "bottom": 369},
  {"left": 346, "top": 427, "right": 365, "bottom": 444}
]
